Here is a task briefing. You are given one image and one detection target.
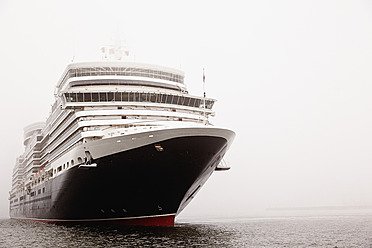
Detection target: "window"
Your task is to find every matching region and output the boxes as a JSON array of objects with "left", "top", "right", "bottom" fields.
[
  {"left": 84, "top": 93, "right": 92, "bottom": 102},
  {"left": 139, "top": 93, "right": 147, "bottom": 102},
  {"left": 183, "top": 97, "right": 191, "bottom": 106},
  {"left": 108, "top": 92, "right": 114, "bottom": 101},
  {"left": 70, "top": 93, "right": 77, "bottom": 102},
  {"left": 115, "top": 92, "right": 121, "bottom": 101},
  {"left": 122, "top": 92, "right": 129, "bottom": 101},
  {"left": 166, "top": 95, "right": 173, "bottom": 104},
  {"left": 128, "top": 92, "right": 135, "bottom": 102},
  {"left": 195, "top": 99, "right": 202, "bottom": 108},
  {"left": 172, "top": 96, "right": 180, "bottom": 105},
  {"left": 64, "top": 67, "right": 184, "bottom": 83},
  {"left": 92, "top": 93, "right": 99, "bottom": 102},
  {"left": 189, "top": 98, "right": 196, "bottom": 107},
  {"left": 66, "top": 90, "right": 214, "bottom": 110},
  {"left": 71, "top": 160, "right": 74, "bottom": 166},
  {"left": 178, "top": 96, "right": 185, "bottom": 106},
  {"left": 38, "top": 189, "right": 41, "bottom": 195},
  {"left": 149, "top": 93, "right": 157, "bottom": 103},
  {"left": 99, "top": 92, "right": 107, "bottom": 101},
  {"left": 77, "top": 93, "right": 83, "bottom": 102},
  {"left": 206, "top": 100, "right": 214, "bottom": 109},
  {"left": 134, "top": 92, "right": 140, "bottom": 102},
  {"left": 162, "top": 94, "right": 168, "bottom": 103}
]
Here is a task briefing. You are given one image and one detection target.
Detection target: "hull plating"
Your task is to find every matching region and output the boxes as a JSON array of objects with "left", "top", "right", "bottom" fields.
[{"left": 9, "top": 136, "right": 228, "bottom": 226}]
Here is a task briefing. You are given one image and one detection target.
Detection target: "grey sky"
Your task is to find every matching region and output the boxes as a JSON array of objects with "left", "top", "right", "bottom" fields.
[{"left": 0, "top": 0, "right": 371, "bottom": 219}]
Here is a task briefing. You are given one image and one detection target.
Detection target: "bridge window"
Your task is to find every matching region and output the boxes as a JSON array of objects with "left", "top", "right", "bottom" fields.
[
  {"left": 128, "top": 92, "right": 135, "bottom": 102},
  {"left": 64, "top": 92, "right": 215, "bottom": 109},
  {"left": 149, "top": 93, "right": 157, "bottom": 103},
  {"left": 160, "top": 94, "right": 167, "bottom": 103},
  {"left": 195, "top": 99, "right": 202, "bottom": 108},
  {"left": 139, "top": 93, "right": 147, "bottom": 102},
  {"left": 122, "top": 92, "right": 129, "bottom": 101},
  {"left": 189, "top": 98, "right": 196, "bottom": 107},
  {"left": 77, "top": 93, "right": 83, "bottom": 102},
  {"left": 172, "top": 96, "right": 180, "bottom": 105},
  {"left": 134, "top": 92, "right": 140, "bottom": 102},
  {"left": 99, "top": 92, "right": 107, "bottom": 102},
  {"left": 108, "top": 92, "right": 114, "bottom": 101},
  {"left": 92, "top": 93, "right": 99, "bottom": 102},
  {"left": 166, "top": 95, "right": 173, "bottom": 104},
  {"left": 84, "top": 93, "right": 92, "bottom": 102},
  {"left": 178, "top": 96, "right": 185, "bottom": 105},
  {"left": 115, "top": 92, "right": 121, "bottom": 101},
  {"left": 183, "top": 97, "right": 191, "bottom": 106}
]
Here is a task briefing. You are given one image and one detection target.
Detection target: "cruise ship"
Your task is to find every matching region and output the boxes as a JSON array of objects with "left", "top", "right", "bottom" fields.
[{"left": 9, "top": 45, "right": 235, "bottom": 226}]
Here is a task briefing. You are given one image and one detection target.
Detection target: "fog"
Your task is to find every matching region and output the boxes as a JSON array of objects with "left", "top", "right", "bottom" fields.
[{"left": 0, "top": 0, "right": 371, "bottom": 219}]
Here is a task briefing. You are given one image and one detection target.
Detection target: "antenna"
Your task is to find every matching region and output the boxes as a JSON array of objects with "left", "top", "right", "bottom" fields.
[{"left": 71, "top": 39, "right": 76, "bottom": 62}]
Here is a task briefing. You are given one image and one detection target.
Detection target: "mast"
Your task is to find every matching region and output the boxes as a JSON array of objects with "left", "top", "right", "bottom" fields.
[{"left": 203, "top": 68, "right": 207, "bottom": 125}]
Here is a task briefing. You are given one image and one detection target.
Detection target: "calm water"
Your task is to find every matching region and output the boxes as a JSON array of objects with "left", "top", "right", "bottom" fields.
[{"left": 1, "top": 215, "right": 372, "bottom": 247}]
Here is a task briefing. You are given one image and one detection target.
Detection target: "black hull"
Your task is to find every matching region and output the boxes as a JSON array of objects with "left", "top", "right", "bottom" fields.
[{"left": 9, "top": 135, "right": 228, "bottom": 226}]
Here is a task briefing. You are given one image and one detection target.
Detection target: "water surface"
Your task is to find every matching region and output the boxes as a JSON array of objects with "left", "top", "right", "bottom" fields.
[{"left": 1, "top": 215, "right": 371, "bottom": 247}]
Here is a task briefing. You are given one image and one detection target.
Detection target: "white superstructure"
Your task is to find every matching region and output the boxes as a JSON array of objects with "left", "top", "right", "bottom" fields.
[{"left": 10, "top": 60, "right": 224, "bottom": 201}]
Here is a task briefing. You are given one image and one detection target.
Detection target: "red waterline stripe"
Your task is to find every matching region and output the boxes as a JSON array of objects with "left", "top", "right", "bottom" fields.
[{"left": 13, "top": 215, "right": 176, "bottom": 227}]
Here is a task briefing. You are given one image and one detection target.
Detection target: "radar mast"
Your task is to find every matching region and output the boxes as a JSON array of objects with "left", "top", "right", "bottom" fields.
[{"left": 101, "top": 36, "right": 130, "bottom": 61}]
